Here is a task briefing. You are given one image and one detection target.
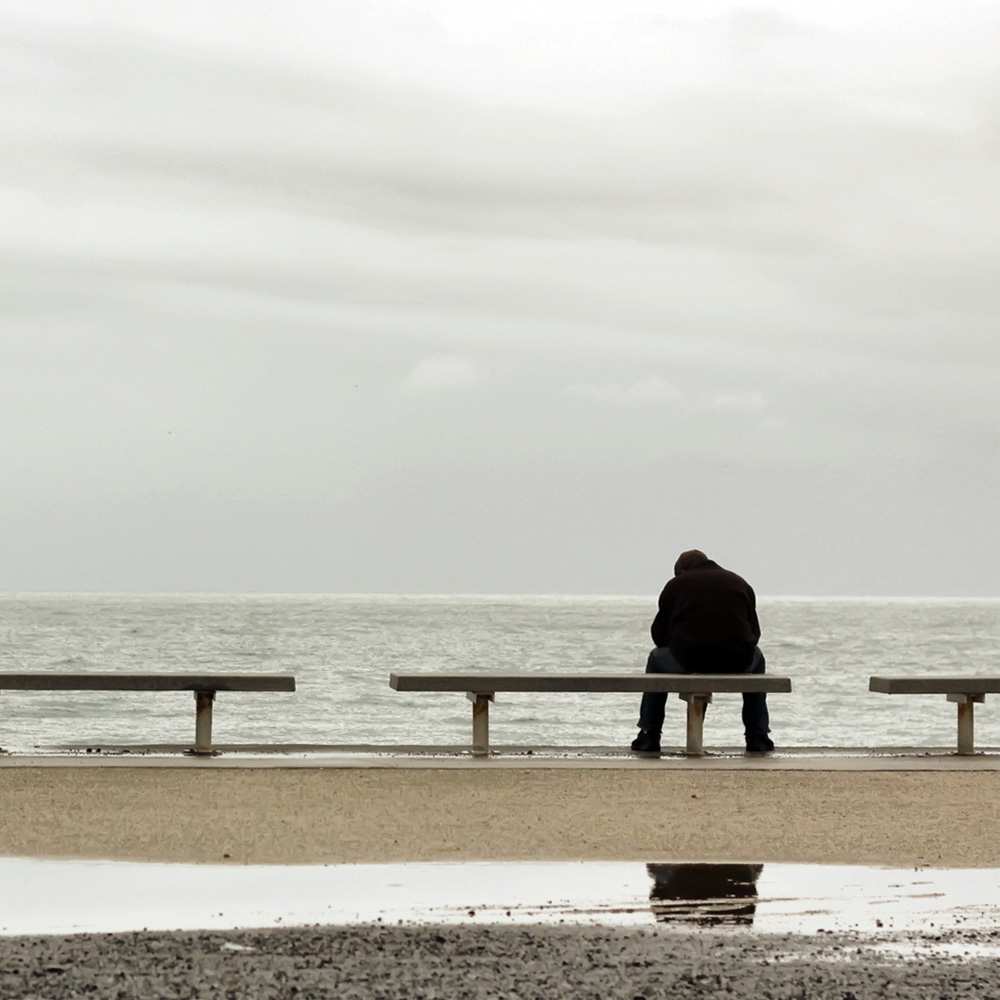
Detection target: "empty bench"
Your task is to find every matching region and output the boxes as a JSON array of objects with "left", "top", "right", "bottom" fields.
[
  {"left": 0, "top": 673, "right": 296, "bottom": 755},
  {"left": 870, "top": 676, "right": 1000, "bottom": 755},
  {"left": 389, "top": 673, "right": 791, "bottom": 756}
]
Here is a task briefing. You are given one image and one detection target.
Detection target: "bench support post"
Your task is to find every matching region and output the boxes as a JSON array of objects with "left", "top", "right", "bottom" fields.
[
  {"left": 948, "top": 693, "right": 985, "bottom": 755},
  {"left": 680, "top": 693, "right": 712, "bottom": 756},
  {"left": 467, "top": 692, "right": 494, "bottom": 757},
  {"left": 193, "top": 690, "right": 216, "bottom": 755}
]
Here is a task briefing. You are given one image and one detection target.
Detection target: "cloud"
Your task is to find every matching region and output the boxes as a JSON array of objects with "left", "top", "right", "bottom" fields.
[
  {"left": 566, "top": 376, "right": 683, "bottom": 407},
  {"left": 403, "top": 356, "right": 482, "bottom": 391},
  {"left": 567, "top": 380, "right": 774, "bottom": 420},
  {"left": 709, "top": 391, "right": 769, "bottom": 413},
  {"left": 4, "top": 7, "right": 1000, "bottom": 373}
]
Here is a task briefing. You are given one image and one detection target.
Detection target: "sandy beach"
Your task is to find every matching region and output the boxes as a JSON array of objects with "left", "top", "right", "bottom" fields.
[{"left": 4, "top": 764, "right": 1000, "bottom": 867}]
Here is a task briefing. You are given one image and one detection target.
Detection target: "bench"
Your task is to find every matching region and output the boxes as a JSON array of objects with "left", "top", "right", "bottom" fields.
[
  {"left": 389, "top": 672, "right": 791, "bottom": 756},
  {"left": 870, "top": 676, "right": 1000, "bottom": 755},
  {"left": 0, "top": 673, "right": 296, "bottom": 755}
]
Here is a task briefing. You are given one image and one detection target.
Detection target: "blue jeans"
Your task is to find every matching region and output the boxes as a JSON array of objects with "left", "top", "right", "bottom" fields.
[{"left": 637, "top": 646, "right": 770, "bottom": 741}]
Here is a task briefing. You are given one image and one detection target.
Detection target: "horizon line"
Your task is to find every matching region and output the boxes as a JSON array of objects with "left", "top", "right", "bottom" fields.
[{"left": 1, "top": 590, "right": 999, "bottom": 602}]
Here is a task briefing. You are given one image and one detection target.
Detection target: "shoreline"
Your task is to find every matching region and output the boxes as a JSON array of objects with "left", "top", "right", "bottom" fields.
[
  {"left": 3, "top": 765, "right": 1000, "bottom": 867},
  {"left": 5, "top": 748, "right": 1000, "bottom": 773}
]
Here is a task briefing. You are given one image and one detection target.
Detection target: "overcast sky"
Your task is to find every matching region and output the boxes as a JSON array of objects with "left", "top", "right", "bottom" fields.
[{"left": 2, "top": 0, "right": 999, "bottom": 595}]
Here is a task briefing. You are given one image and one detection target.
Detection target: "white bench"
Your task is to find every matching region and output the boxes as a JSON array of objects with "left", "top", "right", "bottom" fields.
[
  {"left": 870, "top": 676, "right": 1000, "bottom": 755},
  {"left": 389, "top": 672, "right": 791, "bottom": 756},
  {"left": 0, "top": 672, "right": 296, "bottom": 755}
]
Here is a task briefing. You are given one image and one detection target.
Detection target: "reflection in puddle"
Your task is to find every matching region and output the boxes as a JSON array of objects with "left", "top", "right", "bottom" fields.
[
  {"left": 648, "top": 863, "right": 763, "bottom": 926},
  {"left": 2, "top": 858, "right": 1000, "bottom": 938}
]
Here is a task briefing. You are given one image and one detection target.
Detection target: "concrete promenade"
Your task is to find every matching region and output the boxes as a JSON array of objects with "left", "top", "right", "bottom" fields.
[{"left": 3, "top": 747, "right": 1000, "bottom": 868}]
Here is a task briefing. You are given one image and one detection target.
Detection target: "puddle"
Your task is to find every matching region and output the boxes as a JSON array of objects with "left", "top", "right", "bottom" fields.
[
  {"left": 2, "top": 859, "right": 1000, "bottom": 938},
  {"left": 872, "top": 940, "right": 1000, "bottom": 960}
]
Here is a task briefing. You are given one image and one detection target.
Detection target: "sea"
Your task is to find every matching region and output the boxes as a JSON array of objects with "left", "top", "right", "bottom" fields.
[{"left": 1, "top": 594, "right": 999, "bottom": 753}]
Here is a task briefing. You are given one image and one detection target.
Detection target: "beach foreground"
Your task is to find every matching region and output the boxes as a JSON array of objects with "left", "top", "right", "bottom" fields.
[
  {"left": 3, "top": 765, "right": 1000, "bottom": 866},
  {"left": 2, "top": 923, "right": 998, "bottom": 1000}
]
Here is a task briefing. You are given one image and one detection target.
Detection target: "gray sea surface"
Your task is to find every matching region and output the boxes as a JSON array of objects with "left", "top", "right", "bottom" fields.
[{"left": 1, "top": 594, "right": 999, "bottom": 751}]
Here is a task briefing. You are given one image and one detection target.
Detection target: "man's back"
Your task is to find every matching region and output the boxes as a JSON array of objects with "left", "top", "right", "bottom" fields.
[{"left": 651, "top": 557, "right": 760, "bottom": 670}]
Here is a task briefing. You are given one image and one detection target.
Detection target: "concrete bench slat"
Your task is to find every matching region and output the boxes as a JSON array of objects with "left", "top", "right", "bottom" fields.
[
  {"left": 0, "top": 673, "right": 296, "bottom": 693},
  {"left": 390, "top": 672, "right": 790, "bottom": 694},
  {"left": 870, "top": 677, "right": 1000, "bottom": 695}
]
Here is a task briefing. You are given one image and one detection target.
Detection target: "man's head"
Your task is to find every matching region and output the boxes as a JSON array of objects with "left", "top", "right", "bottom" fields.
[{"left": 674, "top": 549, "right": 711, "bottom": 575}]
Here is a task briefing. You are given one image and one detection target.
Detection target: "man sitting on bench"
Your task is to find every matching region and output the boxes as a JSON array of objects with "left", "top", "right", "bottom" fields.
[{"left": 631, "top": 549, "right": 775, "bottom": 757}]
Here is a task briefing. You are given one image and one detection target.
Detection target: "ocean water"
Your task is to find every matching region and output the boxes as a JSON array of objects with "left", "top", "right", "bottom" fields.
[{"left": 1, "top": 594, "right": 999, "bottom": 752}]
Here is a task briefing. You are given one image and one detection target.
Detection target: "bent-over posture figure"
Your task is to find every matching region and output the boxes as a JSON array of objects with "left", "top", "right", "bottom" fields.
[{"left": 631, "top": 549, "right": 774, "bottom": 756}]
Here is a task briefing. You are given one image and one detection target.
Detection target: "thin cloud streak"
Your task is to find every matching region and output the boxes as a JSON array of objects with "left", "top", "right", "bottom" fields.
[{"left": 404, "top": 356, "right": 483, "bottom": 392}]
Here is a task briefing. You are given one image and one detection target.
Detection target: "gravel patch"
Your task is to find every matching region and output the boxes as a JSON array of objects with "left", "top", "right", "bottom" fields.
[{"left": 2, "top": 924, "right": 1000, "bottom": 999}]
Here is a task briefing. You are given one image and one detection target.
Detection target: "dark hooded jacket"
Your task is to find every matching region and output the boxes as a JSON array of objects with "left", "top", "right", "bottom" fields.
[{"left": 650, "top": 556, "right": 760, "bottom": 672}]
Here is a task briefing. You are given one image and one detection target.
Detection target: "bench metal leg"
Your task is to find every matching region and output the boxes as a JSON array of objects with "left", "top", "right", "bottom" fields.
[
  {"left": 680, "top": 693, "right": 712, "bottom": 756},
  {"left": 948, "top": 693, "right": 984, "bottom": 755},
  {"left": 467, "top": 692, "right": 494, "bottom": 757},
  {"left": 193, "top": 690, "right": 216, "bottom": 755}
]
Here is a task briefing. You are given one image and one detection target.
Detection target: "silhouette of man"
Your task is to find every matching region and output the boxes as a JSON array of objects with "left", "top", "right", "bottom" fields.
[{"left": 631, "top": 549, "right": 774, "bottom": 756}]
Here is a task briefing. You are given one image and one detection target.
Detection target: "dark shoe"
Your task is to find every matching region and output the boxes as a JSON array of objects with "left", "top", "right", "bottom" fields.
[
  {"left": 630, "top": 730, "right": 662, "bottom": 758},
  {"left": 745, "top": 735, "right": 775, "bottom": 754}
]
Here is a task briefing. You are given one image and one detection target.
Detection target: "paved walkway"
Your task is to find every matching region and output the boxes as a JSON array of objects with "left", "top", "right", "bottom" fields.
[{"left": 4, "top": 763, "right": 1000, "bottom": 866}]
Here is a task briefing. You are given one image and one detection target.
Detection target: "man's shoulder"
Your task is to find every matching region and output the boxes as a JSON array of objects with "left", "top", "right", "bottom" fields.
[
  {"left": 661, "top": 565, "right": 755, "bottom": 595},
  {"left": 716, "top": 566, "right": 755, "bottom": 593},
  {"left": 697, "top": 564, "right": 755, "bottom": 592}
]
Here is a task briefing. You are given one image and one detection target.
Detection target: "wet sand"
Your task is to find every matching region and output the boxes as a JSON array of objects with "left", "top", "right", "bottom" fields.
[
  {"left": 3, "top": 766, "right": 1000, "bottom": 866},
  {"left": 3, "top": 924, "right": 999, "bottom": 1000}
]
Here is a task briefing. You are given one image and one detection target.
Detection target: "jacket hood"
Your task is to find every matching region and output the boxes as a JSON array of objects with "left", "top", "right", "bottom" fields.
[{"left": 673, "top": 549, "right": 714, "bottom": 575}]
